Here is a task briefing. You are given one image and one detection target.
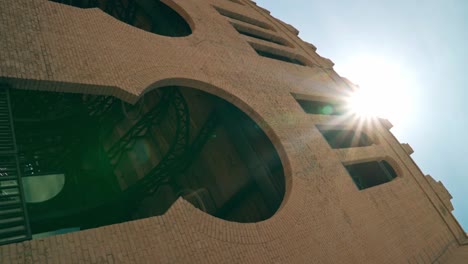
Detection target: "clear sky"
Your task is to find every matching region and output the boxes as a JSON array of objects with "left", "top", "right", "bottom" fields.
[{"left": 255, "top": 0, "right": 468, "bottom": 229}]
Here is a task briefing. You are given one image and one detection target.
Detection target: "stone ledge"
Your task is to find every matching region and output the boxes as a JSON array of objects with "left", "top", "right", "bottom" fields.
[
  {"left": 379, "top": 118, "right": 393, "bottom": 130},
  {"left": 426, "top": 175, "right": 454, "bottom": 212},
  {"left": 401, "top": 143, "right": 414, "bottom": 155},
  {"left": 304, "top": 41, "right": 317, "bottom": 51},
  {"left": 274, "top": 18, "right": 300, "bottom": 35}
]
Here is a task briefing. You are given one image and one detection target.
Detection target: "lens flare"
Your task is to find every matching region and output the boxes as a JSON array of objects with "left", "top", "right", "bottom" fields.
[{"left": 338, "top": 54, "right": 417, "bottom": 125}]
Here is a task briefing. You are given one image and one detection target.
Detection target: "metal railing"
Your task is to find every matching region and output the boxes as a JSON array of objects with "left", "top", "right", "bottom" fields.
[{"left": 0, "top": 87, "right": 31, "bottom": 245}]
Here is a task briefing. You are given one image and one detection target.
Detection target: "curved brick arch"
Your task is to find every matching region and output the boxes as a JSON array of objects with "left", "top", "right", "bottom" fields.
[
  {"left": 162, "top": 0, "right": 196, "bottom": 31},
  {"left": 161, "top": 176, "right": 309, "bottom": 244},
  {"left": 125, "top": 79, "right": 310, "bottom": 237},
  {"left": 47, "top": 0, "right": 194, "bottom": 37},
  {"left": 140, "top": 77, "right": 294, "bottom": 206}
]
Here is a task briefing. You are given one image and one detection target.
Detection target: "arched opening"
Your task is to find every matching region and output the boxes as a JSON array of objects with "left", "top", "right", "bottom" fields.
[
  {"left": 4, "top": 85, "right": 285, "bottom": 240},
  {"left": 128, "top": 87, "right": 286, "bottom": 223},
  {"left": 344, "top": 160, "right": 397, "bottom": 190},
  {"left": 50, "top": 0, "right": 192, "bottom": 37}
]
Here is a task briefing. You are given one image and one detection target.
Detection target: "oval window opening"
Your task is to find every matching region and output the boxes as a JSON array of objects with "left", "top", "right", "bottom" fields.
[
  {"left": 50, "top": 0, "right": 192, "bottom": 37},
  {"left": 123, "top": 87, "right": 287, "bottom": 223}
]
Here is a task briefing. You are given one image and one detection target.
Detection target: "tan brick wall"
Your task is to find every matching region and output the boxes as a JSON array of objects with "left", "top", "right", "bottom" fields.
[
  {"left": 1, "top": 0, "right": 467, "bottom": 263},
  {"left": 443, "top": 246, "right": 468, "bottom": 264}
]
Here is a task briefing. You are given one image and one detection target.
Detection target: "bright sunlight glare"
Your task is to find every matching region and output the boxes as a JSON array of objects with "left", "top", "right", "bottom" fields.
[{"left": 338, "top": 54, "right": 417, "bottom": 126}]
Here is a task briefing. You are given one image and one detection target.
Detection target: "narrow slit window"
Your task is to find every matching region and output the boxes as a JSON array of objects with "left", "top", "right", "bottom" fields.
[
  {"left": 318, "top": 128, "right": 373, "bottom": 149},
  {"left": 214, "top": 7, "right": 273, "bottom": 30},
  {"left": 254, "top": 49, "right": 305, "bottom": 66},
  {"left": 227, "top": 0, "right": 245, "bottom": 5},
  {"left": 345, "top": 160, "right": 397, "bottom": 190},
  {"left": 232, "top": 25, "right": 289, "bottom": 47},
  {"left": 295, "top": 99, "right": 344, "bottom": 115}
]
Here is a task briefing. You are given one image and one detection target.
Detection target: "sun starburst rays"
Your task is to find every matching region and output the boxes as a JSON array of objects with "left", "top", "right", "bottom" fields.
[{"left": 334, "top": 54, "right": 417, "bottom": 128}]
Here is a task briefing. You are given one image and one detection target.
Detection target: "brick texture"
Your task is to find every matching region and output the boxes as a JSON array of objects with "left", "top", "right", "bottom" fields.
[{"left": 0, "top": 0, "right": 467, "bottom": 263}]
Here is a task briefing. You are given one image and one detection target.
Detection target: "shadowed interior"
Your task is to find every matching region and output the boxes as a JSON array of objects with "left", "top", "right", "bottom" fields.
[
  {"left": 1, "top": 86, "right": 285, "bottom": 239},
  {"left": 345, "top": 160, "right": 397, "bottom": 190},
  {"left": 317, "top": 128, "right": 373, "bottom": 149}
]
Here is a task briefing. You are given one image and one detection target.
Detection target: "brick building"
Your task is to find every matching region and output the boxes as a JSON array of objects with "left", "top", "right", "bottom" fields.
[{"left": 0, "top": 0, "right": 467, "bottom": 263}]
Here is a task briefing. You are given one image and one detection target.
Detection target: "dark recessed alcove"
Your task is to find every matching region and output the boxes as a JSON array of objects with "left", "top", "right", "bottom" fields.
[
  {"left": 345, "top": 160, "right": 397, "bottom": 190},
  {"left": 318, "top": 128, "right": 373, "bottom": 149},
  {"left": 2, "top": 85, "right": 285, "bottom": 240}
]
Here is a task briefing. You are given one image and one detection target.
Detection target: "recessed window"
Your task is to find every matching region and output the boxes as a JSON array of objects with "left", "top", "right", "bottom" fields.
[
  {"left": 345, "top": 160, "right": 397, "bottom": 190},
  {"left": 231, "top": 23, "right": 290, "bottom": 47},
  {"left": 317, "top": 128, "right": 373, "bottom": 149},
  {"left": 295, "top": 99, "right": 345, "bottom": 115},
  {"left": 214, "top": 6, "right": 273, "bottom": 31}
]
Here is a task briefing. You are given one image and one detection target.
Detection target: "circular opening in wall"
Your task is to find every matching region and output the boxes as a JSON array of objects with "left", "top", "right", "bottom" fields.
[
  {"left": 128, "top": 86, "right": 286, "bottom": 223},
  {"left": 50, "top": 0, "right": 192, "bottom": 37}
]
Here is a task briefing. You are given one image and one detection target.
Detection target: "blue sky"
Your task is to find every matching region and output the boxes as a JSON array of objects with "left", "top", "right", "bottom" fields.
[{"left": 255, "top": 0, "right": 468, "bottom": 229}]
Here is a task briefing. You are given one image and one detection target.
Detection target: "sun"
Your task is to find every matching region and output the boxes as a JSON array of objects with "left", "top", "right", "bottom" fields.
[
  {"left": 347, "top": 89, "right": 381, "bottom": 118},
  {"left": 338, "top": 54, "right": 416, "bottom": 124}
]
